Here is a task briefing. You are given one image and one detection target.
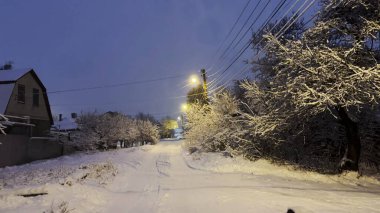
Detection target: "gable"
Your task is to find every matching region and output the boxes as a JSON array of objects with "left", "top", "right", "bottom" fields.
[
  {"left": 0, "top": 83, "right": 14, "bottom": 114},
  {"left": 1, "top": 70, "right": 53, "bottom": 125}
]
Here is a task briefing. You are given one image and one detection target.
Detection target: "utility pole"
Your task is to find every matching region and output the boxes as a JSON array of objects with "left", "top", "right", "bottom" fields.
[{"left": 200, "top": 68, "right": 208, "bottom": 103}]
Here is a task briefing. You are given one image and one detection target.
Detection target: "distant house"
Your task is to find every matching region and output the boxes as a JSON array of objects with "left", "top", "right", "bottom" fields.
[{"left": 0, "top": 68, "right": 53, "bottom": 136}]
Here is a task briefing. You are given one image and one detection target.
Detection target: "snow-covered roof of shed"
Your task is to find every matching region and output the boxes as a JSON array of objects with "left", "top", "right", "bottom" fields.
[
  {"left": 0, "top": 68, "right": 32, "bottom": 82},
  {"left": 53, "top": 117, "right": 78, "bottom": 131},
  {"left": 0, "top": 83, "right": 15, "bottom": 114}
]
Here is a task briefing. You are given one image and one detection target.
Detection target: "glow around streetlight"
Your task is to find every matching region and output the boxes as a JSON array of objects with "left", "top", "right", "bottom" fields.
[
  {"left": 181, "top": 103, "right": 188, "bottom": 112},
  {"left": 189, "top": 75, "right": 200, "bottom": 86},
  {"left": 177, "top": 116, "right": 181, "bottom": 120}
]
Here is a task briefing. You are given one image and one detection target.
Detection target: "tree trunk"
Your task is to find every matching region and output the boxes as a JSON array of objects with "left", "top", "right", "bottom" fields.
[{"left": 336, "top": 107, "right": 361, "bottom": 171}]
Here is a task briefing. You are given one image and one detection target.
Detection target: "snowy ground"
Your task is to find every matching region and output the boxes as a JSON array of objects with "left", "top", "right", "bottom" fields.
[{"left": 0, "top": 140, "right": 380, "bottom": 213}]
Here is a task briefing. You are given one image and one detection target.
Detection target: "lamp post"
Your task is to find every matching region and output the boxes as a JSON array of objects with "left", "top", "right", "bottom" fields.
[{"left": 200, "top": 69, "right": 208, "bottom": 102}]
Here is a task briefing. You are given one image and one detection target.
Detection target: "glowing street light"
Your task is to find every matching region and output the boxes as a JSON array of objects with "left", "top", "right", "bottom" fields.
[
  {"left": 189, "top": 75, "right": 200, "bottom": 86},
  {"left": 177, "top": 116, "right": 181, "bottom": 121},
  {"left": 181, "top": 103, "right": 188, "bottom": 112}
]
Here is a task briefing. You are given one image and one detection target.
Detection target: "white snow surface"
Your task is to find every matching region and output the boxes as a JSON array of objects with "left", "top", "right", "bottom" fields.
[
  {"left": 53, "top": 117, "right": 78, "bottom": 130},
  {"left": 0, "top": 140, "right": 379, "bottom": 213}
]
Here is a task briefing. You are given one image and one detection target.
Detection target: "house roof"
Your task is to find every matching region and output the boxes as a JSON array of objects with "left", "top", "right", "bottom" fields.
[
  {"left": 0, "top": 68, "right": 54, "bottom": 125},
  {"left": 0, "top": 83, "right": 14, "bottom": 114},
  {"left": 0, "top": 68, "right": 33, "bottom": 82}
]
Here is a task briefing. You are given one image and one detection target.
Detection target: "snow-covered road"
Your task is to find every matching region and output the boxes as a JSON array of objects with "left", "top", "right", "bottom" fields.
[
  {"left": 106, "top": 140, "right": 380, "bottom": 213},
  {"left": 1, "top": 140, "right": 380, "bottom": 212}
]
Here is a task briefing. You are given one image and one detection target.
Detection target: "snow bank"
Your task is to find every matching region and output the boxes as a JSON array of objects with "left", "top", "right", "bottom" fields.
[
  {"left": 183, "top": 151, "right": 380, "bottom": 187},
  {"left": 0, "top": 147, "right": 144, "bottom": 213}
]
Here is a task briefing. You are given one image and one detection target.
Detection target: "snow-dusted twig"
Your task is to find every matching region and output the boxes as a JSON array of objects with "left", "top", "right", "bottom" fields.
[{"left": 0, "top": 114, "right": 8, "bottom": 135}]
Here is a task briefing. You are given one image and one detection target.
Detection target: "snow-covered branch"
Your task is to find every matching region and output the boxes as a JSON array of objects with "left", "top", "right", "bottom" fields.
[
  {"left": 0, "top": 114, "right": 8, "bottom": 135},
  {"left": 185, "top": 93, "right": 259, "bottom": 158}
]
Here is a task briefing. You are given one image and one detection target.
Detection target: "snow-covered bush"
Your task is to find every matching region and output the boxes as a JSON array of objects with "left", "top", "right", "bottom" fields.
[{"left": 185, "top": 93, "right": 254, "bottom": 157}]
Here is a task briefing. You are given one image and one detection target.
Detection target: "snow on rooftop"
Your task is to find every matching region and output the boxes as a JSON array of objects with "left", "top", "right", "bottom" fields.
[
  {"left": 53, "top": 117, "right": 78, "bottom": 130},
  {"left": 0, "top": 68, "right": 32, "bottom": 82},
  {"left": 0, "top": 83, "right": 15, "bottom": 113}
]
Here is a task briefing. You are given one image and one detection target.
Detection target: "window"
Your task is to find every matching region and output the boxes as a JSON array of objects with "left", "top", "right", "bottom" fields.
[
  {"left": 17, "top": 84, "right": 25, "bottom": 103},
  {"left": 33, "top": 88, "right": 39, "bottom": 106}
]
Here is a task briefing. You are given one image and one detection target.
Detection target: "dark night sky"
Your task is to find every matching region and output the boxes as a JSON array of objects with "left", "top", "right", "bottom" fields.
[{"left": 0, "top": 0, "right": 319, "bottom": 119}]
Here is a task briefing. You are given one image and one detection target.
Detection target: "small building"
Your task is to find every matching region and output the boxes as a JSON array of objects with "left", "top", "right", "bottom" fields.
[{"left": 0, "top": 68, "right": 53, "bottom": 136}]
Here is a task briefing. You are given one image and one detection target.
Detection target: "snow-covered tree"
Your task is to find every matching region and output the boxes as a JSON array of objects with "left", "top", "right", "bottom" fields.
[
  {"left": 136, "top": 120, "right": 160, "bottom": 145},
  {"left": 185, "top": 93, "right": 255, "bottom": 157},
  {"left": 123, "top": 119, "right": 140, "bottom": 147},
  {"left": 244, "top": 0, "right": 380, "bottom": 171},
  {"left": 74, "top": 112, "right": 103, "bottom": 150}
]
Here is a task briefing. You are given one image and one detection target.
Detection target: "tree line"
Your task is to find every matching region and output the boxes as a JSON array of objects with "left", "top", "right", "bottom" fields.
[{"left": 68, "top": 112, "right": 160, "bottom": 150}]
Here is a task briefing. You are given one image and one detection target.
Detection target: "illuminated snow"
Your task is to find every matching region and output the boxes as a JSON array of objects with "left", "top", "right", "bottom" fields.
[{"left": 0, "top": 140, "right": 379, "bottom": 212}]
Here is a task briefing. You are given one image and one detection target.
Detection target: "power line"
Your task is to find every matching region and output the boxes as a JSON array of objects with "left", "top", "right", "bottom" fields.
[
  {"left": 48, "top": 73, "right": 187, "bottom": 94},
  {"left": 208, "top": 0, "right": 295, "bottom": 90},
  {"left": 208, "top": 0, "right": 315, "bottom": 91},
  {"left": 232, "top": 0, "right": 288, "bottom": 50},
  {"left": 209, "top": 0, "right": 312, "bottom": 91},
  {"left": 208, "top": 0, "right": 292, "bottom": 89},
  {"left": 208, "top": 0, "right": 317, "bottom": 93},
  {"left": 206, "top": 0, "right": 252, "bottom": 73},
  {"left": 207, "top": 0, "right": 269, "bottom": 78},
  {"left": 208, "top": 0, "right": 285, "bottom": 80},
  {"left": 51, "top": 91, "right": 200, "bottom": 108},
  {"left": 217, "top": 0, "right": 265, "bottom": 63}
]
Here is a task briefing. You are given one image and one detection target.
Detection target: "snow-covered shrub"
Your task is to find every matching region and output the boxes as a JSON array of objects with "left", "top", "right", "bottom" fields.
[{"left": 185, "top": 93, "right": 253, "bottom": 157}]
